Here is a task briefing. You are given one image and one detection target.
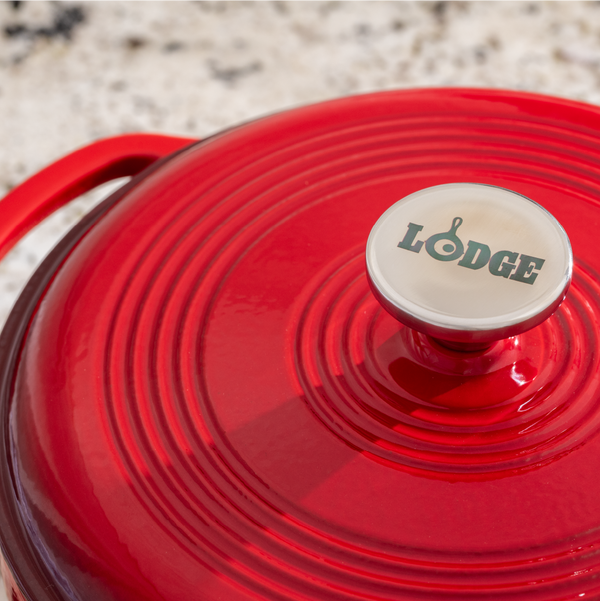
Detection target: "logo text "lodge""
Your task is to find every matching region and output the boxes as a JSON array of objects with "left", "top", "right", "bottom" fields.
[{"left": 398, "top": 217, "right": 545, "bottom": 285}]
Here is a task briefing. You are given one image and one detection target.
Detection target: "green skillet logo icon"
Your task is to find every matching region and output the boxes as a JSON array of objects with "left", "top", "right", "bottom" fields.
[{"left": 398, "top": 216, "right": 545, "bottom": 285}]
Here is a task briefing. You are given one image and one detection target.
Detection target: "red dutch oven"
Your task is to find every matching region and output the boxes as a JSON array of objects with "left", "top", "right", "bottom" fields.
[{"left": 0, "top": 88, "right": 599, "bottom": 601}]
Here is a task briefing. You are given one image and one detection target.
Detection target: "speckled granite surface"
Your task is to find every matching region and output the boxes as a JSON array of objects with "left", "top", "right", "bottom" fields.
[
  {"left": 1, "top": 1, "right": 600, "bottom": 598},
  {"left": 3, "top": 1, "right": 600, "bottom": 325}
]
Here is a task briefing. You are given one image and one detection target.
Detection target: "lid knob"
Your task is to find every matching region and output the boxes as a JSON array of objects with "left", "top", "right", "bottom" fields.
[{"left": 366, "top": 183, "right": 573, "bottom": 351}]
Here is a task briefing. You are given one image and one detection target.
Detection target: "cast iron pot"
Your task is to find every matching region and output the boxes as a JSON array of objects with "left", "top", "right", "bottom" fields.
[{"left": 0, "top": 89, "right": 599, "bottom": 601}]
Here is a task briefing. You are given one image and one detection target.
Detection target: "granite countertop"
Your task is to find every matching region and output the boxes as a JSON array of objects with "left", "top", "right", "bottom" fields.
[
  {"left": 1, "top": 1, "right": 600, "bottom": 598},
  {"left": 2, "top": 1, "right": 600, "bottom": 328}
]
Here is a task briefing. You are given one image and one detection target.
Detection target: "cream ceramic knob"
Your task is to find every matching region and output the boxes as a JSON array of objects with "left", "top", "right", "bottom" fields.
[{"left": 366, "top": 183, "right": 573, "bottom": 350}]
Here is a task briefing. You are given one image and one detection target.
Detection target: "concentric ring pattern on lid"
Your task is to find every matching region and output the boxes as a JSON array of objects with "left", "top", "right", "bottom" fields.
[{"left": 6, "top": 89, "right": 600, "bottom": 601}]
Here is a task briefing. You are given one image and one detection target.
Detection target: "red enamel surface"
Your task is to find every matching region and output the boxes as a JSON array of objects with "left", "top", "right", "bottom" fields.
[
  {"left": 0, "top": 133, "right": 195, "bottom": 263},
  {"left": 6, "top": 89, "right": 600, "bottom": 600}
]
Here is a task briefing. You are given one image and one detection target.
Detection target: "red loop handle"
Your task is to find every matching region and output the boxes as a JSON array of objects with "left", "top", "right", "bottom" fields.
[{"left": 0, "top": 133, "right": 197, "bottom": 263}]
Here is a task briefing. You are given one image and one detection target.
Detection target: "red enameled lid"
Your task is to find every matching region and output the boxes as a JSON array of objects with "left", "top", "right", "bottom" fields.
[{"left": 3, "top": 88, "right": 600, "bottom": 600}]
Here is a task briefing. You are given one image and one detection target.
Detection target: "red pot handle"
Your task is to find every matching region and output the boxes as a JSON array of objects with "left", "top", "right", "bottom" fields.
[{"left": 0, "top": 133, "right": 197, "bottom": 263}]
